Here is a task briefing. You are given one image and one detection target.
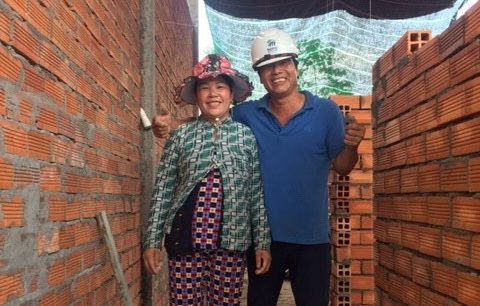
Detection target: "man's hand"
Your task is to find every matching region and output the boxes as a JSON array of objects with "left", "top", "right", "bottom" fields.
[
  {"left": 254, "top": 249, "right": 271, "bottom": 275},
  {"left": 344, "top": 114, "right": 365, "bottom": 147},
  {"left": 143, "top": 248, "right": 163, "bottom": 274},
  {"left": 152, "top": 109, "right": 172, "bottom": 139}
]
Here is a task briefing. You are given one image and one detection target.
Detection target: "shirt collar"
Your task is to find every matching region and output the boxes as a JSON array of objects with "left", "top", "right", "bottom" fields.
[{"left": 257, "top": 90, "right": 314, "bottom": 111}]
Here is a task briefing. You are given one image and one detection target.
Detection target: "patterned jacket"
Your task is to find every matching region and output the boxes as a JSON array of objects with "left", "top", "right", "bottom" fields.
[{"left": 143, "top": 117, "right": 271, "bottom": 252}]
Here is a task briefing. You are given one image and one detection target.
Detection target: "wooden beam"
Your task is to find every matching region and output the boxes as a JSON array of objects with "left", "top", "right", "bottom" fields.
[{"left": 96, "top": 211, "right": 134, "bottom": 306}]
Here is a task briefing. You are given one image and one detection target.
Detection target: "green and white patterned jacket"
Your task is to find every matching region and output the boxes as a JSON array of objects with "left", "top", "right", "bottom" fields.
[{"left": 144, "top": 117, "right": 271, "bottom": 252}]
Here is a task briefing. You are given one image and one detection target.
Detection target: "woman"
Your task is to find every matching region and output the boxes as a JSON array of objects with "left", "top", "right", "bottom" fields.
[{"left": 143, "top": 54, "right": 271, "bottom": 305}]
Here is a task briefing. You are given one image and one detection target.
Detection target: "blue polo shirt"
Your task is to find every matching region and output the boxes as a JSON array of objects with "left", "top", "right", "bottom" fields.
[{"left": 232, "top": 91, "right": 345, "bottom": 244}]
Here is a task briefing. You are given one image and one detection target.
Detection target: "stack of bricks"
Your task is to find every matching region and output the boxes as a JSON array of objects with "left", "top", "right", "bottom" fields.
[
  {"left": 372, "top": 2, "right": 480, "bottom": 305},
  {"left": 329, "top": 95, "right": 374, "bottom": 306}
]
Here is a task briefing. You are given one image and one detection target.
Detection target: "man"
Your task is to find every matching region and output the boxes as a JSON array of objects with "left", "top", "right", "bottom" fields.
[{"left": 152, "top": 28, "right": 365, "bottom": 306}]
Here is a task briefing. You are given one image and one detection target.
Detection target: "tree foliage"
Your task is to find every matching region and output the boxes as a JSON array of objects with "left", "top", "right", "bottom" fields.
[{"left": 297, "top": 39, "right": 353, "bottom": 97}]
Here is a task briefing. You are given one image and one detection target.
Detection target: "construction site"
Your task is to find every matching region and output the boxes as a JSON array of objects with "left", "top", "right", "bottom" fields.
[{"left": 0, "top": 0, "right": 479, "bottom": 305}]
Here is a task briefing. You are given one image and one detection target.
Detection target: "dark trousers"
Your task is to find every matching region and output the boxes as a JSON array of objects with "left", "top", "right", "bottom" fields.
[{"left": 247, "top": 241, "right": 331, "bottom": 306}]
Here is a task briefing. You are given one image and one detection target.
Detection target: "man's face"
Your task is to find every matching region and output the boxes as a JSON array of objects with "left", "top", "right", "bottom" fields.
[{"left": 258, "top": 58, "right": 297, "bottom": 96}]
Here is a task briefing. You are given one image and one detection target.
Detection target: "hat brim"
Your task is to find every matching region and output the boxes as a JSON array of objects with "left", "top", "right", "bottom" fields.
[
  {"left": 254, "top": 55, "right": 293, "bottom": 69},
  {"left": 179, "top": 74, "right": 252, "bottom": 105}
]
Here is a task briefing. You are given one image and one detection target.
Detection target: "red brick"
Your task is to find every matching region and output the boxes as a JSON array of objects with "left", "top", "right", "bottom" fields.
[
  {"left": 425, "top": 62, "right": 450, "bottom": 99},
  {"left": 464, "top": 76, "right": 480, "bottom": 118},
  {"left": 360, "top": 153, "right": 373, "bottom": 169},
  {"left": 37, "top": 229, "right": 59, "bottom": 255},
  {"left": 0, "top": 157, "right": 14, "bottom": 190},
  {"left": 426, "top": 127, "right": 450, "bottom": 161},
  {"left": 40, "top": 166, "right": 61, "bottom": 192},
  {"left": 431, "top": 262, "right": 458, "bottom": 299},
  {"left": 405, "top": 73, "right": 427, "bottom": 110},
  {"left": 401, "top": 223, "right": 421, "bottom": 251},
  {"left": 457, "top": 271, "right": 480, "bottom": 305},
  {"left": 2, "top": 120, "right": 29, "bottom": 157},
  {"left": 402, "top": 278, "right": 422, "bottom": 305},
  {"left": 414, "top": 35, "right": 441, "bottom": 76},
  {"left": 0, "top": 39, "right": 22, "bottom": 82},
  {"left": 438, "top": 16, "right": 465, "bottom": 59},
  {"left": 28, "top": 131, "right": 51, "bottom": 161},
  {"left": 350, "top": 275, "right": 374, "bottom": 290},
  {"left": 397, "top": 56, "right": 416, "bottom": 89},
  {"left": 12, "top": 20, "right": 42, "bottom": 63},
  {"left": 384, "top": 169, "right": 400, "bottom": 194},
  {"left": 331, "top": 230, "right": 351, "bottom": 247},
  {"left": 389, "top": 141, "right": 407, "bottom": 167},
  {"left": 375, "top": 264, "right": 389, "bottom": 292},
  {"left": 440, "top": 160, "right": 468, "bottom": 192},
  {"left": 330, "top": 95, "right": 361, "bottom": 110},
  {"left": 372, "top": 125, "right": 386, "bottom": 149},
  {"left": 393, "top": 197, "right": 410, "bottom": 220},
  {"left": 349, "top": 200, "right": 372, "bottom": 214},
  {"left": 437, "top": 82, "right": 466, "bottom": 128},
  {"left": 373, "top": 218, "right": 387, "bottom": 242},
  {"left": 360, "top": 96, "right": 372, "bottom": 110},
  {"left": 408, "top": 196, "right": 429, "bottom": 223},
  {"left": 442, "top": 230, "right": 471, "bottom": 267},
  {"left": 449, "top": 38, "right": 480, "bottom": 87},
  {"left": 469, "top": 157, "right": 480, "bottom": 192},
  {"left": 416, "top": 100, "right": 439, "bottom": 134},
  {"left": 452, "top": 197, "right": 480, "bottom": 232},
  {"left": 400, "top": 166, "right": 418, "bottom": 193},
  {"left": 472, "top": 235, "right": 480, "bottom": 270},
  {"left": 451, "top": 116, "right": 480, "bottom": 157},
  {"left": 406, "top": 135, "right": 426, "bottom": 165},
  {"left": 0, "top": 9, "right": 10, "bottom": 44},
  {"left": 419, "top": 226, "right": 442, "bottom": 258},
  {"left": 332, "top": 262, "right": 351, "bottom": 278},
  {"left": 418, "top": 163, "right": 441, "bottom": 192},
  {"left": 421, "top": 288, "right": 463, "bottom": 306},
  {"left": 427, "top": 196, "right": 451, "bottom": 227},
  {"left": 464, "top": 0, "right": 480, "bottom": 43},
  {"left": 19, "top": 98, "right": 33, "bottom": 124},
  {"left": 387, "top": 221, "right": 401, "bottom": 245},
  {"left": 373, "top": 148, "right": 390, "bottom": 171},
  {"left": 0, "top": 273, "right": 23, "bottom": 304},
  {"left": 0, "top": 195, "right": 24, "bottom": 227},
  {"left": 333, "top": 246, "right": 351, "bottom": 262},
  {"left": 412, "top": 256, "right": 431, "bottom": 287},
  {"left": 384, "top": 118, "right": 400, "bottom": 146},
  {"left": 393, "top": 249, "right": 412, "bottom": 278}
]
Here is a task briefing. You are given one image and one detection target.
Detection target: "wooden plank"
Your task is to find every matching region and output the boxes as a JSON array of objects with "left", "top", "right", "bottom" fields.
[{"left": 96, "top": 211, "right": 134, "bottom": 306}]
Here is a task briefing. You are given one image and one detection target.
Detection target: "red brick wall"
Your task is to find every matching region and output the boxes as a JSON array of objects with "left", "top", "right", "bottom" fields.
[
  {"left": 0, "top": 1, "right": 195, "bottom": 305},
  {"left": 329, "top": 95, "right": 374, "bottom": 306},
  {"left": 372, "top": 2, "right": 480, "bottom": 305}
]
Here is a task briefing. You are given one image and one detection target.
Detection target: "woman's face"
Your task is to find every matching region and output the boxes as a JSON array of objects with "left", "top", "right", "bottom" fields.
[{"left": 195, "top": 76, "right": 233, "bottom": 121}]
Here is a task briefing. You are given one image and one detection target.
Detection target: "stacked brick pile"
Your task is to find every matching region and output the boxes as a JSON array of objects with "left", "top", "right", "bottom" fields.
[
  {"left": 371, "top": 2, "right": 480, "bottom": 304},
  {"left": 329, "top": 95, "right": 374, "bottom": 306}
]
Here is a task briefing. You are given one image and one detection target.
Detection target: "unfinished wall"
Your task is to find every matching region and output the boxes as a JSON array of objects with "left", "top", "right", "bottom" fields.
[
  {"left": 372, "top": 2, "right": 480, "bottom": 305},
  {"left": 329, "top": 95, "right": 374, "bottom": 306},
  {"left": 0, "top": 0, "right": 195, "bottom": 305}
]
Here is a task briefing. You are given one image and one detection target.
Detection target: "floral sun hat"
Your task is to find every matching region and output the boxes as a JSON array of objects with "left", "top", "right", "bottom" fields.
[{"left": 174, "top": 54, "right": 254, "bottom": 106}]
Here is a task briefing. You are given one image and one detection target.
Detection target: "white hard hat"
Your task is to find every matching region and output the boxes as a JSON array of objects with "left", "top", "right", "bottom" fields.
[{"left": 251, "top": 28, "right": 299, "bottom": 70}]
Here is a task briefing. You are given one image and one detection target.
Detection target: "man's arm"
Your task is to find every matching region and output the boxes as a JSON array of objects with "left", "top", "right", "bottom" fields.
[
  {"left": 151, "top": 113, "right": 195, "bottom": 138},
  {"left": 332, "top": 115, "right": 365, "bottom": 175}
]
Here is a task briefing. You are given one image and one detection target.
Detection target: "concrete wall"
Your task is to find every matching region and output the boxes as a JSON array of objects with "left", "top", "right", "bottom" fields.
[{"left": 0, "top": 0, "right": 195, "bottom": 305}]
